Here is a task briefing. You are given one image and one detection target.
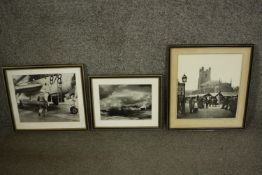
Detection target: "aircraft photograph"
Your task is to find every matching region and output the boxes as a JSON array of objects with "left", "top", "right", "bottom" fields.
[{"left": 12, "top": 73, "right": 80, "bottom": 122}]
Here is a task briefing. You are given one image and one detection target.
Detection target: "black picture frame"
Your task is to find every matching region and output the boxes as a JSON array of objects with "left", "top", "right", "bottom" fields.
[
  {"left": 2, "top": 64, "right": 89, "bottom": 131},
  {"left": 89, "top": 75, "right": 162, "bottom": 129}
]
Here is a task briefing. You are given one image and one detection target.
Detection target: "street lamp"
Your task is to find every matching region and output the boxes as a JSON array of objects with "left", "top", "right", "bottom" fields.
[
  {"left": 181, "top": 74, "right": 187, "bottom": 114},
  {"left": 182, "top": 74, "right": 187, "bottom": 83}
]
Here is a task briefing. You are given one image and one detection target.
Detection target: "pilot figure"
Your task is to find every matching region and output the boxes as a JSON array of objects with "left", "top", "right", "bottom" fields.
[
  {"left": 37, "top": 96, "right": 48, "bottom": 117},
  {"left": 41, "top": 83, "right": 50, "bottom": 106},
  {"left": 38, "top": 83, "right": 49, "bottom": 117}
]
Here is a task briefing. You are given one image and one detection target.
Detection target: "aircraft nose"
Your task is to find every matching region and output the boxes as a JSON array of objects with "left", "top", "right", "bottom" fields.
[
  {"left": 71, "top": 80, "right": 76, "bottom": 86},
  {"left": 71, "top": 75, "right": 76, "bottom": 87}
]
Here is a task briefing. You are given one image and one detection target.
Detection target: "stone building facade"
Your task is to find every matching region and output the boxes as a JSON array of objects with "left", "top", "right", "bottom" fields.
[{"left": 193, "top": 67, "right": 234, "bottom": 94}]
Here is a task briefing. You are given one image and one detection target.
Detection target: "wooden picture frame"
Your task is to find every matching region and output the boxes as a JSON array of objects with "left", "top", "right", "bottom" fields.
[
  {"left": 89, "top": 75, "right": 162, "bottom": 129},
  {"left": 3, "top": 64, "right": 88, "bottom": 130},
  {"left": 168, "top": 44, "right": 254, "bottom": 129}
]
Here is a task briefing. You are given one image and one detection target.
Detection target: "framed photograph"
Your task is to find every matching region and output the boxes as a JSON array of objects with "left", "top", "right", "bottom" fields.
[
  {"left": 3, "top": 64, "right": 88, "bottom": 130},
  {"left": 168, "top": 44, "right": 253, "bottom": 129},
  {"left": 89, "top": 75, "right": 161, "bottom": 129}
]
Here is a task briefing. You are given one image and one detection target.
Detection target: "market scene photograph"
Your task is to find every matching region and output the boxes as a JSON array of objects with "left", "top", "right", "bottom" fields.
[{"left": 177, "top": 54, "right": 242, "bottom": 119}]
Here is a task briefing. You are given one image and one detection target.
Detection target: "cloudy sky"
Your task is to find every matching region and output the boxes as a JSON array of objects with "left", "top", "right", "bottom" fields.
[
  {"left": 178, "top": 54, "right": 243, "bottom": 90},
  {"left": 99, "top": 85, "right": 151, "bottom": 109}
]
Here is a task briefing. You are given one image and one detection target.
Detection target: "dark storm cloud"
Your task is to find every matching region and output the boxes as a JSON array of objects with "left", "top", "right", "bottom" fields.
[
  {"left": 123, "top": 85, "right": 151, "bottom": 93},
  {"left": 99, "top": 85, "right": 120, "bottom": 99},
  {"left": 117, "top": 94, "right": 151, "bottom": 105},
  {"left": 99, "top": 85, "right": 152, "bottom": 109},
  {"left": 99, "top": 84, "right": 151, "bottom": 100}
]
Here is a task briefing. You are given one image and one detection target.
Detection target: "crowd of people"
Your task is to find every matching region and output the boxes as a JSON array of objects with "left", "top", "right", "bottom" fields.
[{"left": 185, "top": 95, "right": 238, "bottom": 114}]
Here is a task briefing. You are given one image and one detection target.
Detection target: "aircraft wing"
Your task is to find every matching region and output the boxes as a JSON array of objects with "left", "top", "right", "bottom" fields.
[{"left": 15, "top": 83, "right": 43, "bottom": 93}]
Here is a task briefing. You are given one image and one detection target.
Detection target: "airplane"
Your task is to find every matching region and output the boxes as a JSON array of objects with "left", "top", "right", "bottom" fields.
[{"left": 13, "top": 73, "right": 79, "bottom": 114}]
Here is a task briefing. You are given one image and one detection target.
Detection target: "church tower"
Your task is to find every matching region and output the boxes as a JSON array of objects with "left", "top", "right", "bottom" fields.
[{"left": 198, "top": 67, "right": 211, "bottom": 89}]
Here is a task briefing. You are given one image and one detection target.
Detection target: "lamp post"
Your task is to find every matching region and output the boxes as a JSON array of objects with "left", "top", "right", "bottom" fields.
[
  {"left": 182, "top": 74, "right": 187, "bottom": 84},
  {"left": 181, "top": 74, "right": 187, "bottom": 114}
]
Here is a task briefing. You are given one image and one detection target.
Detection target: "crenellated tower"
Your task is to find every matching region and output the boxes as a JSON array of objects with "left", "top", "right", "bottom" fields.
[{"left": 198, "top": 67, "right": 211, "bottom": 89}]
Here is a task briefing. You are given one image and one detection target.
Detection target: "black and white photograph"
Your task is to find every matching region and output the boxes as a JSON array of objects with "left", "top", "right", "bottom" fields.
[
  {"left": 177, "top": 54, "right": 241, "bottom": 119},
  {"left": 90, "top": 76, "right": 161, "bottom": 128},
  {"left": 3, "top": 65, "right": 87, "bottom": 130},
  {"left": 99, "top": 85, "right": 152, "bottom": 120},
  {"left": 169, "top": 46, "right": 253, "bottom": 129}
]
